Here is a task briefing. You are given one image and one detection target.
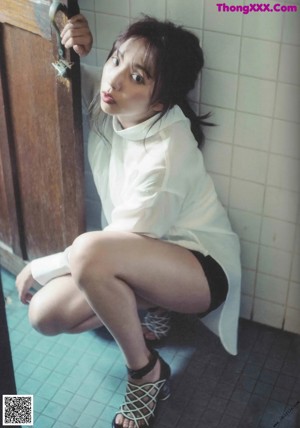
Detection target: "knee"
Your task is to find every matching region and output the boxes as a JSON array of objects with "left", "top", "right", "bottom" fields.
[
  {"left": 28, "top": 293, "right": 63, "bottom": 336},
  {"left": 69, "top": 232, "right": 112, "bottom": 288}
]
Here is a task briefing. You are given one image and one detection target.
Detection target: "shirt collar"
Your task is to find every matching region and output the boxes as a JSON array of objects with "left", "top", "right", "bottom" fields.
[{"left": 112, "top": 105, "right": 187, "bottom": 141}]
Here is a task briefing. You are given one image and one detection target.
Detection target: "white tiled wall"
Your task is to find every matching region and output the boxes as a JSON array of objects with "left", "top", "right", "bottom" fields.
[{"left": 79, "top": 0, "right": 300, "bottom": 335}]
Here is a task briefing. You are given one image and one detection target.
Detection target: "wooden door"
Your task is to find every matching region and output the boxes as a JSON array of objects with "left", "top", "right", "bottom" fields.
[{"left": 0, "top": 0, "right": 85, "bottom": 275}]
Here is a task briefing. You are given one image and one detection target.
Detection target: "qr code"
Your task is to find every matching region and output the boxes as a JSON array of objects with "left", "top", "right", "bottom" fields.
[{"left": 2, "top": 395, "right": 33, "bottom": 426}]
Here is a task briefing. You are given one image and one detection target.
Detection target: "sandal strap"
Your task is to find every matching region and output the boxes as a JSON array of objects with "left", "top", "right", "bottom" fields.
[
  {"left": 142, "top": 310, "right": 171, "bottom": 340},
  {"left": 127, "top": 348, "right": 158, "bottom": 379},
  {"left": 117, "top": 379, "right": 168, "bottom": 427}
]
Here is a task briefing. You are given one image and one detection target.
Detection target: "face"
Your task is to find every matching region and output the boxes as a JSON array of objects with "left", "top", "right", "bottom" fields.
[{"left": 100, "top": 37, "right": 162, "bottom": 128}]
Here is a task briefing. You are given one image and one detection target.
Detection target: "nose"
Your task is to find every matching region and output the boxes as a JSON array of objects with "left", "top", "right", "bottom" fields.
[{"left": 108, "top": 67, "right": 124, "bottom": 91}]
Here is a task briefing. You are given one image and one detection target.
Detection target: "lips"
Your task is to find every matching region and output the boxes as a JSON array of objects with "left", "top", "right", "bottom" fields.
[{"left": 101, "top": 91, "right": 116, "bottom": 104}]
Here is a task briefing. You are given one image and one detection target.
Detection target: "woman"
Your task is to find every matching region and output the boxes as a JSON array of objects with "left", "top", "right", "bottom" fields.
[{"left": 16, "top": 15, "right": 241, "bottom": 428}]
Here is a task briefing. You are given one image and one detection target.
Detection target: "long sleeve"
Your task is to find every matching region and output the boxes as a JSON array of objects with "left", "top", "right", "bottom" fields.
[{"left": 31, "top": 247, "right": 71, "bottom": 286}]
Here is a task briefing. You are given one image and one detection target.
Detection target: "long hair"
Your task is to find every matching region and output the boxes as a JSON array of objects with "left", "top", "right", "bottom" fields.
[{"left": 92, "top": 16, "right": 211, "bottom": 149}]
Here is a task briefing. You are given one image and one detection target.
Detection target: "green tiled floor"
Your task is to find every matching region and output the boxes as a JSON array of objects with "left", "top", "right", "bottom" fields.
[{"left": 2, "top": 268, "right": 300, "bottom": 428}]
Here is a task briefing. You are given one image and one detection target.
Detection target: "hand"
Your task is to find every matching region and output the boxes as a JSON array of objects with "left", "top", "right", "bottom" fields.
[
  {"left": 16, "top": 263, "right": 35, "bottom": 305},
  {"left": 61, "top": 14, "right": 93, "bottom": 57}
]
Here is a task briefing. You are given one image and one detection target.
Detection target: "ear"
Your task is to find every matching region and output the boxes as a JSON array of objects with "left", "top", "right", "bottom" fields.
[{"left": 153, "top": 102, "right": 164, "bottom": 112}]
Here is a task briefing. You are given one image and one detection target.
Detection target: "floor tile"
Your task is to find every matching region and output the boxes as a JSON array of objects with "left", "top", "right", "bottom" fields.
[{"left": 2, "top": 267, "right": 300, "bottom": 428}]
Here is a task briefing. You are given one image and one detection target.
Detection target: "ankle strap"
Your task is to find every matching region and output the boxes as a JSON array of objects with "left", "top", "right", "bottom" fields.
[{"left": 127, "top": 348, "right": 158, "bottom": 380}]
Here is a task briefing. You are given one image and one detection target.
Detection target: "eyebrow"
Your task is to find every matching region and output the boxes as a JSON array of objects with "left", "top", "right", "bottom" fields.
[{"left": 116, "top": 48, "right": 152, "bottom": 79}]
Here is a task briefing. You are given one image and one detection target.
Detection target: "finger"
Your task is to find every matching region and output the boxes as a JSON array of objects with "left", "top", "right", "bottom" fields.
[
  {"left": 61, "top": 14, "right": 87, "bottom": 37},
  {"left": 61, "top": 24, "right": 90, "bottom": 41},
  {"left": 25, "top": 293, "right": 33, "bottom": 304},
  {"left": 61, "top": 29, "right": 91, "bottom": 47},
  {"left": 73, "top": 44, "right": 88, "bottom": 57},
  {"left": 61, "top": 27, "right": 92, "bottom": 47},
  {"left": 21, "top": 292, "right": 32, "bottom": 305},
  {"left": 63, "top": 37, "right": 91, "bottom": 51},
  {"left": 68, "top": 14, "right": 87, "bottom": 25}
]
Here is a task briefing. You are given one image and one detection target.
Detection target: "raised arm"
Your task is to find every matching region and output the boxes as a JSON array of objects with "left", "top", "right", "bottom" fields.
[{"left": 60, "top": 14, "right": 93, "bottom": 57}]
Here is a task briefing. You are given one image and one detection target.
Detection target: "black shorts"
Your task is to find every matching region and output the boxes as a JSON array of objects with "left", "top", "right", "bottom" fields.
[{"left": 189, "top": 250, "right": 228, "bottom": 316}]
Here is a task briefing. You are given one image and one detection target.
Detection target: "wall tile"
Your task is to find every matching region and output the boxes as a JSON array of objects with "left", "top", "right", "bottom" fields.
[
  {"left": 242, "top": 1, "right": 283, "bottom": 42},
  {"left": 81, "top": 2, "right": 300, "bottom": 332},
  {"left": 234, "top": 112, "right": 271, "bottom": 151},
  {"left": 295, "top": 224, "right": 300, "bottom": 255},
  {"left": 230, "top": 179, "right": 264, "bottom": 214},
  {"left": 229, "top": 208, "right": 261, "bottom": 243},
  {"left": 202, "top": 106, "right": 235, "bottom": 144},
  {"left": 278, "top": 44, "right": 300, "bottom": 86},
  {"left": 290, "top": 252, "right": 300, "bottom": 282},
  {"left": 232, "top": 146, "right": 268, "bottom": 184},
  {"left": 81, "top": 48, "right": 98, "bottom": 66},
  {"left": 282, "top": 11, "right": 300, "bottom": 45},
  {"left": 270, "top": 120, "right": 300, "bottom": 159},
  {"left": 202, "top": 140, "right": 232, "bottom": 175},
  {"left": 240, "top": 294, "right": 253, "bottom": 319},
  {"left": 237, "top": 76, "right": 276, "bottom": 116},
  {"left": 131, "top": 0, "right": 166, "bottom": 20},
  {"left": 253, "top": 298, "right": 285, "bottom": 329},
  {"left": 167, "top": 0, "right": 204, "bottom": 28},
  {"left": 275, "top": 83, "right": 300, "bottom": 123},
  {"left": 287, "top": 282, "right": 300, "bottom": 311},
  {"left": 95, "top": 14, "right": 129, "bottom": 50},
  {"left": 189, "top": 101, "right": 200, "bottom": 116},
  {"left": 94, "top": 0, "right": 129, "bottom": 16},
  {"left": 261, "top": 217, "right": 296, "bottom": 252},
  {"left": 258, "top": 246, "right": 292, "bottom": 279},
  {"left": 203, "top": 31, "right": 240, "bottom": 73},
  {"left": 201, "top": 69, "right": 238, "bottom": 109},
  {"left": 264, "top": 187, "right": 299, "bottom": 223},
  {"left": 96, "top": 49, "right": 109, "bottom": 67},
  {"left": 188, "top": 75, "right": 201, "bottom": 104},
  {"left": 82, "top": 11, "right": 96, "bottom": 45},
  {"left": 240, "top": 240, "right": 259, "bottom": 270},
  {"left": 241, "top": 268, "right": 256, "bottom": 296},
  {"left": 240, "top": 38, "right": 280, "bottom": 80},
  {"left": 80, "top": 0, "right": 95, "bottom": 12},
  {"left": 284, "top": 308, "right": 300, "bottom": 335},
  {"left": 204, "top": 0, "right": 243, "bottom": 35},
  {"left": 267, "top": 154, "right": 300, "bottom": 192},
  {"left": 255, "top": 273, "right": 289, "bottom": 305}
]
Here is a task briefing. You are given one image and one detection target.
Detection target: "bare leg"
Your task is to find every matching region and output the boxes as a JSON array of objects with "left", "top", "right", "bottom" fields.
[
  {"left": 28, "top": 274, "right": 158, "bottom": 335},
  {"left": 28, "top": 275, "right": 102, "bottom": 335},
  {"left": 68, "top": 231, "right": 210, "bottom": 428}
]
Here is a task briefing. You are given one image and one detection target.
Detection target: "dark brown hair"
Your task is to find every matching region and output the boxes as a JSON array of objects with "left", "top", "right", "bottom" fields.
[{"left": 93, "top": 16, "right": 210, "bottom": 148}]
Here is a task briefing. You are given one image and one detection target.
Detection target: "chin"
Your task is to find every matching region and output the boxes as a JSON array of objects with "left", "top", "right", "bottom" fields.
[{"left": 100, "top": 101, "right": 116, "bottom": 115}]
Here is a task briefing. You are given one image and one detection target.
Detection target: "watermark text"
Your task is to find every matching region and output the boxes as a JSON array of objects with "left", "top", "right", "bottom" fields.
[{"left": 216, "top": 2, "right": 298, "bottom": 13}]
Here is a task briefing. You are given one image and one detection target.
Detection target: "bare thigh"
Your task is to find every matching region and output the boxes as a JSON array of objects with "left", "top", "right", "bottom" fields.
[
  {"left": 28, "top": 275, "right": 100, "bottom": 334},
  {"left": 70, "top": 231, "right": 211, "bottom": 314},
  {"left": 28, "top": 271, "right": 159, "bottom": 334}
]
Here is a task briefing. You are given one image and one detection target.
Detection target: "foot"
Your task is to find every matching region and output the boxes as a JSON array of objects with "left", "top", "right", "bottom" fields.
[
  {"left": 142, "top": 308, "right": 171, "bottom": 342},
  {"left": 114, "top": 358, "right": 161, "bottom": 428},
  {"left": 113, "top": 350, "right": 171, "bottom": 428}
]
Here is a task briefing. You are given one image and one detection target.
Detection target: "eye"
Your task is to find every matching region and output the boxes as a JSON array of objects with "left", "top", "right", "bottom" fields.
[
  {"left": 111, "top": 56, "right": 120, "bottom": 66},
  {"left": 132, "top": 73, "right": 144, "bottom": 84}
]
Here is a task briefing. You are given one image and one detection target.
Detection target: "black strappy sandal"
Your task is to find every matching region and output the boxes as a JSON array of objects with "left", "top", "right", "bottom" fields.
[
  {"left": 142, "top": 308, "right": 172, "bottom": 343},
  {"left": 112, "top": 348, "right": 171, "bottom": 428}
]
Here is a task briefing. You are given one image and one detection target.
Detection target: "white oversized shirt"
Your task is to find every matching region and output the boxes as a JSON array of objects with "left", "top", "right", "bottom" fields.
[{"left": 31, "top": 65, "right": 241, "bottom": 355}]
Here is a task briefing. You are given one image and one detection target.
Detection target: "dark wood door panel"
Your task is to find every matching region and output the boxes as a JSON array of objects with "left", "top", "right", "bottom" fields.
[
  {"left": 0, "top": 0, "right": 52, "bottom": 39},
  {"left": 0, "top": 0, "right": 84, "bottom": 270}
]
